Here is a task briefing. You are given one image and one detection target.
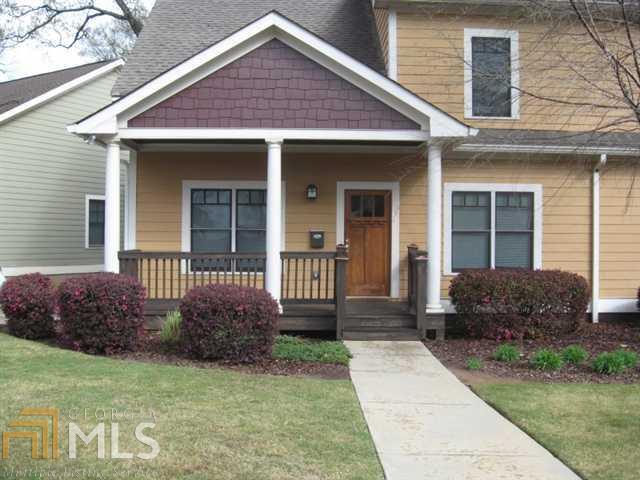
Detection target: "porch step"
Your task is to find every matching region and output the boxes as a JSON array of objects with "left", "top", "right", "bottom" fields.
[
  {"left": 344, "top": 315, "right": 416, "bottom": 329},
  {"left": 342, "top": 327, "right": 420, "bottom": 341}
]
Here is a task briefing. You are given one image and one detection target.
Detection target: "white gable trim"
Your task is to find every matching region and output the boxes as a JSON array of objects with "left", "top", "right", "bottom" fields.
[
  {"left": 0, "top": 60, "right": 124, "bottom": 126},
  {"left": 69, "top": 12, "right": 474, "bottom": 139}
]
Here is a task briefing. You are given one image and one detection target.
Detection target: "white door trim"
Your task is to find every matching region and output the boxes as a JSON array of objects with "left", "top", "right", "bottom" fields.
[{"left": 336, "top": 181, "right": 401, "bottom": 298}]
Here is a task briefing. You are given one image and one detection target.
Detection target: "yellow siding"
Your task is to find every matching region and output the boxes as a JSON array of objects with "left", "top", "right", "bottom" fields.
[
  {"left": 136, "top": 150, "right": 427, "bottom": 298},
  {"left": 396, "top": 12, "right": 632, "bottom": 132},
  {"left": 441, "top": 155, "right": 593, "bottom": 296},
  {"left": 137, "top": 152, "right": 640, "bottom": 301}
]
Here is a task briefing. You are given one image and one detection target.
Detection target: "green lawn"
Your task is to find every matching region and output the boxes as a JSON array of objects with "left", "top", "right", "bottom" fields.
[
  {"left": 0, "top": 333, "right": 382, "bottom": 480},
  {"left": 475, "top": 383, "right": 640, "bottom": 480}
]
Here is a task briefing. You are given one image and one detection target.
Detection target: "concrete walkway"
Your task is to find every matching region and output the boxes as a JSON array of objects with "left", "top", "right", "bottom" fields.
[{"left": 346, "top": 341, "right": 581, "bottom": 480}]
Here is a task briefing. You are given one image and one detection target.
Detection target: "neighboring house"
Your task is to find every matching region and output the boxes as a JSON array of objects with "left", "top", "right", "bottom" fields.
[
  {"left": 0, "top": 60, "right": 128, "bottom": 283},
  {"left": 68, "top": 0, "right": 640, "bottom": 339}
]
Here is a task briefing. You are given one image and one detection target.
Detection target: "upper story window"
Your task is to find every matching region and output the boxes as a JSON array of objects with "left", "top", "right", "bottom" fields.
[
  {"left": 464, "top": 29, "right": 520, "bottom": 119},
  {"left": 444, "top": 184, "right": 542, "bottom": 275}
]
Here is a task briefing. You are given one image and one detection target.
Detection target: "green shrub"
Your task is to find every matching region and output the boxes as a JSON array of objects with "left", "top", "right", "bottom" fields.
[
  {"left": 561, "top": 345, "right": 589, "bottom": 365},
  {"left": 160, "top": 310, "right": 182, "bottom": 348},
  {"left": 493, "top": 344, "right": 520, "bottom": 363},
  {"left": 531, "top": 349, "right": 564, "bottom": 371},
  {"left": 592, "top": 352, "right": 627, "bottom": 375},
  {"left": 466, "top": 357, "right": 484, "bottom": 370},
  {"left": 613, "top": 349, "right": 638, "bottom": 369},
  {"left": 272, "top": 336, "right": 351, "bottom": 365}
]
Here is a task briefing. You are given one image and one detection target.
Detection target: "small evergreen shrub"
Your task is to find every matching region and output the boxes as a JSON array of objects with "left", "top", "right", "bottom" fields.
[
  {"left": 180, "top": 284, "right": 279, "bottom": 363},
  {"left": 531, "top": 349, "right": 564, "bottom": 371},
  {"left": 466, "top": 357, "right": 484, "bottom": 370},
  {"left": 613, "top": 349, "right": 638, "bottom": 369},
  {"left": 0, "top": 273, "right": 55, "bottom": 339},
  {"left": 592, "top": 352, "right": 627, "bottom": 375},
  {"left": 450, "top": 269, "right": 589, "bottom": 341},
  {"left": 561, "top": 345, "right": 589, "bottom": 365},
  {"left": 159, "top": 310, "right": 182, "bottom": 348},
  {"left": 57, "top": 273, "right": 146, "bottom": 354},
  {"left": 272, "top": 336, "right": 351, "bottom": 365},
  {"left": 493, "top": 344, "right": 520, "bottom": 363}
]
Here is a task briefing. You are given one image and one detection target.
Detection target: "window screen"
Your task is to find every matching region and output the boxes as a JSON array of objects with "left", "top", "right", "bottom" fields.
[
  {"left": 471, "top": 37, "right": 512, "bottom": 117},
  {"left": 495, "top": 192, "right": 533, "bottom": 268},
  {"left": 88, "top": 199, "right": 105, "bottom": 247},
  {"left": 451, "top": 192, "right": 491, "bottom": 271}
]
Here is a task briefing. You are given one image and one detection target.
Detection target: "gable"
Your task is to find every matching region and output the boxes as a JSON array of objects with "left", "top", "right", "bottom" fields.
[{"left": 129, "top": 40, "right": 419, "bottom": 130}]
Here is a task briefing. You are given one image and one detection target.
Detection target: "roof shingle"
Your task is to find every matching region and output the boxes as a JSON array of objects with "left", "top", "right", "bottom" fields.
[
  {"left": 112, "top": 0, "right": 385, "bottom": 96},
  {"left": 0, "top": 61, "right": 111, "bottom": 115}
]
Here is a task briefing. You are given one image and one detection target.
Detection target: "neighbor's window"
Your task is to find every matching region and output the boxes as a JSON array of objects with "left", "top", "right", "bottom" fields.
[
  {"left": 87, "top": 197, "right": 105, "bottom": 248},
  {"left": 450, "top": 190, "right": 534, "bottom": 272},
  {"left": 465, "top": 29, "right": 519, "bottom": 118}
]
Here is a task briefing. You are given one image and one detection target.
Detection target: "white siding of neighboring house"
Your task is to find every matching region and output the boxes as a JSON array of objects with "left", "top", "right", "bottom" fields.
[{"left": 0, "top": 69, "right": 127, "bottom": 274}]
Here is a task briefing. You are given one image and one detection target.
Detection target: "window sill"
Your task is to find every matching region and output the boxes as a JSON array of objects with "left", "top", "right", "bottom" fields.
[{"left": 465, "top": 115, "right": 520, "bottom": 121}]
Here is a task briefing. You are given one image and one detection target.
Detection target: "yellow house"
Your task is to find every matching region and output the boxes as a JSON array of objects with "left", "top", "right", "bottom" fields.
[{"left": 69, "top": 0, "right": 640, "bottom": 339}]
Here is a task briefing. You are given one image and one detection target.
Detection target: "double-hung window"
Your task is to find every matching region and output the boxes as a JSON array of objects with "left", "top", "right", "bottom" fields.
[
  {"left": 185, "top": 182, "right": 274, "bottom": 272},
  {"left": 464, "top": 29, "right": 519, "bottom": 119},
  {"left": 445, "top": 184, "right": 541, "bottom": 274}
]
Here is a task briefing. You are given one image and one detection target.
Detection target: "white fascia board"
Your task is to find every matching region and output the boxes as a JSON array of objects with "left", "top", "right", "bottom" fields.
[
  {"left": 1, "top": 60, "right": 124, "bottom": 126},
  {"left": 117, "top": 128, "right": 430, "bottom": 142},
  {"left": 70, "top": 12, "right": 474, "bottom": 139}
]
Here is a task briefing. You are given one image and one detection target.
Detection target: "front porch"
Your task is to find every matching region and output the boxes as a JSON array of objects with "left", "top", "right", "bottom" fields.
[{"left": 119, "top": 245, "right": 443, "bottom": 340}]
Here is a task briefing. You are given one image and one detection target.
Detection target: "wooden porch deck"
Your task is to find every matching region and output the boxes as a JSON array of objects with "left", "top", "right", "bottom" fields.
[{"left": 119, "top": 246, "right": 444, "bottom": 340}]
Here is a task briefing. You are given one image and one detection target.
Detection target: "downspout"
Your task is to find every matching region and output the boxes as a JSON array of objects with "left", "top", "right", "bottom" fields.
[{"left": 592, "top": 153, "right": 607, "bottom": 323}]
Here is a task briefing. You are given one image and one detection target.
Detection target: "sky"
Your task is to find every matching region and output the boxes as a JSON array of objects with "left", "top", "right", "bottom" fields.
[{"left": 0, "top": 0, "right": 156, "bottom": 81}]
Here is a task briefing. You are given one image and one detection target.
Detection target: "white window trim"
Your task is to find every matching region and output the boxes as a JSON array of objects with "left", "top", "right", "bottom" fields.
[
  {"left": 443, "top": 183, "right": 542, "bottom": 275},
  {"left": 336, "top": 181, "right": 401, "bottom": 298},
  {"left": 181, "top": 180, "right": 286, "bottom": 257},
  {"left": 464, "top": 28, "right": 520, "bottom": 120},
  {"left": 85, "top": 194, "right": 106, "bottom": 249}
]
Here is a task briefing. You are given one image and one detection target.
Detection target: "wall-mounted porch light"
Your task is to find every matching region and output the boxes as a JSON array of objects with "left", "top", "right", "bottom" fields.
[{"left": 306, "top": 184, "right": 318, "bottom": 200}]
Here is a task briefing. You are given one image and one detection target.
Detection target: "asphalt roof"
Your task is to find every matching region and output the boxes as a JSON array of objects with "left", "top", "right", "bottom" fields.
[
  {"left": 0, "top": 61, "right": 112, "bottom": 116},
  {"left": 461, "top": 128, "right": 640, "bottom": 151},
  {"left": 112, "top": 0, "right": 385, "bottom": 97}
]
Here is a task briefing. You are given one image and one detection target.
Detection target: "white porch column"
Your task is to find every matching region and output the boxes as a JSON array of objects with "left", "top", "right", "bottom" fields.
[
  {"left": 426, "top": 142, "right": 444, "bottom": 313},
  {"left": 104, "top": 141, "right": 121, "bottom": 273},
  {"left": 265, "top": 139, "right": 283, "bottom": 304}
]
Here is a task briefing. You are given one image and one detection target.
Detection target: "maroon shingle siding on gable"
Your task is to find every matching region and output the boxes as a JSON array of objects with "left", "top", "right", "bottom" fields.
[{"left": 129, "top": 40, "right": 419, "bottom": 130}]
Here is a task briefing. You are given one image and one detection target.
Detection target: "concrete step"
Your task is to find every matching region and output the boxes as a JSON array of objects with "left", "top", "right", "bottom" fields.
[{"left": 343, "top": 327, "right": 420, "bottom": 341}]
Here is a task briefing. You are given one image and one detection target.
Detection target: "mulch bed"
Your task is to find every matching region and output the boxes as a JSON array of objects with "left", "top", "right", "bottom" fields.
[
  {"left": 427, "top": 321, "right": 640, "bottom": 384},
  {"left": 112, "top": 333, "right": 349, "bottom": 380}
]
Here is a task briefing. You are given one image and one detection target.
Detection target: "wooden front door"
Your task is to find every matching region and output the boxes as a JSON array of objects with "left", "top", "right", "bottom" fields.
[{"left": 345, "top": 190, "right": 391, "bottom": 296}]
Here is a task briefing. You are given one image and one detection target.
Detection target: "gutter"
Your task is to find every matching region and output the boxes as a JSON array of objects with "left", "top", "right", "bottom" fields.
[
  {"left": 592, "top": 154, "right": 607, "bottom": 323},
  {"left": 455, "top": 143, "right": 640, "bottom": 157}
]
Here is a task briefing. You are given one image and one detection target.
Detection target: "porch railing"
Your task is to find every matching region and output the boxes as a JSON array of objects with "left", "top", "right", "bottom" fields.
[
  {"left": 407, "top": 245, "right": 428, "bottom": 337},
  {"left": 119, "top": 247, "right": 349, "bottom": 338}
]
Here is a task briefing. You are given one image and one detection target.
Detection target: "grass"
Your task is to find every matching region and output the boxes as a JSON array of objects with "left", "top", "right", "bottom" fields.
[
  {"left": 0, "top": 333, "right": 382, "bottom": 480},
  {"left": 475, "top": 383, "right": 640, "bottom": 480},
  {"left": 272, "top": 336, "right": 352, "bottom": 365}
]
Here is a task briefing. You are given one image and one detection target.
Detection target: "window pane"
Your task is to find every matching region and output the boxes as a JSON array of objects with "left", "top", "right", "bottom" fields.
[
  {"left": 496, "top": 193, "right": 533, "bottom": 231},
  {"left": 472, "top": 37, "right": 512, "bottom": 117},
  {"left": 88, "top": 199, "right": 105, "bottom": 247},
  {"left": 236, "top": 230, "right": 266, "bottom": 252},
  {"left": 192, "top": 230, "right": 231, "bottom": 252},
  {"left": 191, "top": 190, "right": 205, "bottom": 204},
  {"left": 192, "top": 204, "right": 231, "bottom": 228},
  {"left": 374, "top": 195, "right": 385, "bottom": 217},
  {"left": 350, "top": 195, "right": 361, "bottom": 217},
  {"left": 237, "top": 205, "right": 266, "bottom": 228},
  {"left": 496, "top": 232, "right": 532, "bottom": 268},
  {"left": 452, "top": 191, "right": 491, "bottom": 231},
  {"left": 218, "top": 190, "right": 231, "bottom": 204},
  {"left": 237, "top": 190, "right": 250, "bottom": 204},
  {"left": 362, "top": 196, "right": 375, "bottom": 217},
  {"left": 452, "top": 232, "right": 490, "bottom": 270}
]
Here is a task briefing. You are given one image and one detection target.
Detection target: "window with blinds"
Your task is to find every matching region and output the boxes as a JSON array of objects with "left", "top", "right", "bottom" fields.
[{"left": 450, "top": 190, "right": 535, "bottom": 272}]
